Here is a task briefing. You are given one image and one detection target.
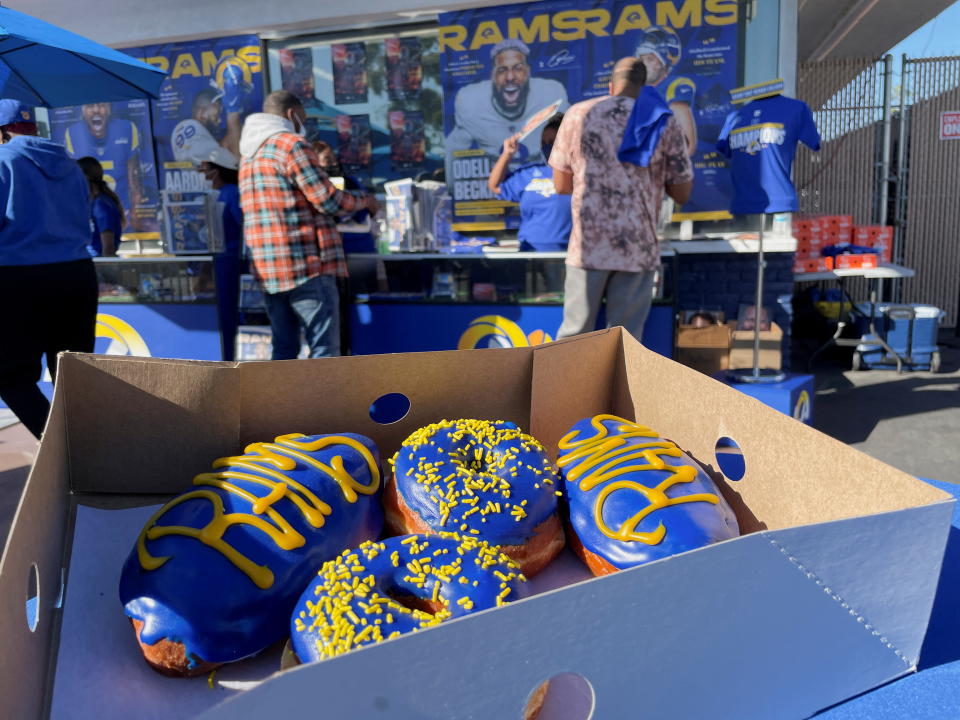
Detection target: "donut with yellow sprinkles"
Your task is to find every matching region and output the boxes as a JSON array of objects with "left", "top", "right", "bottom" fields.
[
  {"left": 385, "top": 419, "right": 565, "bottom": 577},
  {"left": 291, "top": 533, "right": 526, "bottom": 662}
]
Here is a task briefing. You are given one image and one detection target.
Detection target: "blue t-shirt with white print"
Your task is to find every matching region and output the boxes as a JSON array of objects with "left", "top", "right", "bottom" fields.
[
  {"left": 716, "top": 95, "right": 821, "bottom": 215},
  {"left": 498, "top": 163, "right": 571, "bottom": 252}
]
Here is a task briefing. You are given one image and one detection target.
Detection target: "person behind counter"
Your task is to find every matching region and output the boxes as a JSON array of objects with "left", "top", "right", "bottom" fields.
[
  {"left": 487, "top": 114, "right": 571, "bottom": 252},
  {"left": 312, "top": 140, "right": 375, "bottom": 254},
  {"left": 0, "top": 99, "right": 98, "bottom": 438},
  {"left": 195, "top": 146, "right": 244, "bottom": 360},
  {"left": 77, "top": 156, "right": 123, "bottom": 257}
]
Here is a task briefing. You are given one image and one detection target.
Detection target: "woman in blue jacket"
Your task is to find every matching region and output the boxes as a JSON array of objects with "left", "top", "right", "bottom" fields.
[{"left": 0, "top": 100, "right": 98, "bottom": 438}]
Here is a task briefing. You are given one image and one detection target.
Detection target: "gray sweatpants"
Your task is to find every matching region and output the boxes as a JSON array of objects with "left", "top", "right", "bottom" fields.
[{"left": 557, "top": 265, "right": 656, "bottom": 343}]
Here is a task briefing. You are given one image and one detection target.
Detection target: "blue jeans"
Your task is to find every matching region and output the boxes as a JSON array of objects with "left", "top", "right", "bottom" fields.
[{"left": 264, "top": 275, "right": 341, "bottom": 359}]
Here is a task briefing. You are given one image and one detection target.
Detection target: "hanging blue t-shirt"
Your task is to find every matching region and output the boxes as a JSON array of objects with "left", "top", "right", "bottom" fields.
[
  {"left": 498, "top": 163, "right": 571, "bottom": 252},
  {"left": 716, "top": 95, "right": 821, "bottom": 214},
  {"left": 90, "top": 193, "right": 122, "bottom": 256}
]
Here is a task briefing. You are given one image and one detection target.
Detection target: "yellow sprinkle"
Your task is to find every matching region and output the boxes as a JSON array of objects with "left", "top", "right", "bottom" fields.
[{"left": 207, "top": 670, "right": 217, "bottom": 689}]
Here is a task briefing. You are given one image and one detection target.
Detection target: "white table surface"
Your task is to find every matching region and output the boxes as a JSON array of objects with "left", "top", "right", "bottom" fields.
[{"left": 794, "top": 262, "right": 915, "bottom": 282}]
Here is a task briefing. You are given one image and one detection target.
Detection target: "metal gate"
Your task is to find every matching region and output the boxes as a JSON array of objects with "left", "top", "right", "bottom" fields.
[
  {"left": 794, "top": 57, "right": 885, "bottom": 305},
  {"left": 795, "top": 57, "right": 884, "bottom": 223},
  {"left": 794, "top": 54, "right": 960, "bottom": 328},
  {"left": 898, "top": 56, "right": 960, "bottom": 327}
]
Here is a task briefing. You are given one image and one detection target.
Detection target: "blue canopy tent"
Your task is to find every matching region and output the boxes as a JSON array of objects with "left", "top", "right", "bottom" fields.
[{"left": 0, "top": 5, "right": 165, "bottom": 106}]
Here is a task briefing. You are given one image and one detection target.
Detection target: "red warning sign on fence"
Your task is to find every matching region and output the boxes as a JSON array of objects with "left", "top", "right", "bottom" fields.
[{"left": 939, "top": 111, "right": 960, "bottom": 140}]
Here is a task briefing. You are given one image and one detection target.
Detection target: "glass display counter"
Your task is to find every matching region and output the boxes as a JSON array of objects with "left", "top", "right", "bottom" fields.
[
  {"left": 346, "top": 252, "right": 676, "bottom": 356},
  {"left": 93, "top": 257, "right": 224, "bottom": 360}
]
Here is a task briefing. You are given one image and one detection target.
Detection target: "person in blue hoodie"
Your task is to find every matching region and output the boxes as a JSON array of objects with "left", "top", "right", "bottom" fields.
[{"left": 0, "top": 99, "right": 97, "bottom": 438}]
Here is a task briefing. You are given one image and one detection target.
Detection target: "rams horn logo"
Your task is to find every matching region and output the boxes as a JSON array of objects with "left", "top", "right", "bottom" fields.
[
  {"left": 793, "top": 390, "right": 811, "bottom": 423},
  {"left": 95, "top": 314, "right": 151, "bottom": 357},
  {"left": 457, "top": 315, "right": 553, "bottom": 350},
  {"left": 215, "top": 55, "right": 253, "bottom": 89}
]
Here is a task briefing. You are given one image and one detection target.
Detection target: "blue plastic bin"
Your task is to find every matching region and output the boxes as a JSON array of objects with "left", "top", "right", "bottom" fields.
[{"left": 853, "top": 303, "right": 944, "bottom": 371}]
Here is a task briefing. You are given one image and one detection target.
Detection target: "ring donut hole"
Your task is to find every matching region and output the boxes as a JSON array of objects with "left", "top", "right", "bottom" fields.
[
  {"left": 714, "top": 436, "right": 746, "bottom": 482},
  {"left": 382, "top": 580, "right": 444, "bottom": 616},
  {"left": 368, "top": 393, "right": 411, "bottom": 425},
  {"left": 522, "top": 672, "right": 595, "bottom": 720}
]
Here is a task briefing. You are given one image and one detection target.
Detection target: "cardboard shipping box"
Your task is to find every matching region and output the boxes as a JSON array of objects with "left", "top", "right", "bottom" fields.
[
  {"left": 729, "top": 322, "right": 785, "bottom": 370},
  {"left": 0, "top": 328, "right": 953, "bottom": 719},
  {"left": 675, "top": 322, "right": 732, "bottom": 375}
]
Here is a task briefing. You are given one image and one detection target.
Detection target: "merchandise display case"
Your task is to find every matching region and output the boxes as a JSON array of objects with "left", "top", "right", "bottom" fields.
[
  {"left": 93, "top": 257, "right": 223, "bottom": 361},
  {"left": 346, "top": 251, "right": 676, "bottom": 356}
]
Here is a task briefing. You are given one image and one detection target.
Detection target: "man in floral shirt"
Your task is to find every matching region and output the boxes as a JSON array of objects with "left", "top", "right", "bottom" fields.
[
  {"left": 239, "top": 91, "right": 377, "bottom": 358},
  {"left": 550, "top": 57, "right": 693, "bottom": 342}
]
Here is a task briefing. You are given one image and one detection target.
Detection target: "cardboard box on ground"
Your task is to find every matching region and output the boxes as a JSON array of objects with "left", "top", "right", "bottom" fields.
[
  {"left": 675, "top": 323, "right": 732, "bottom": 375},
  {"left": 729, "top": 322, "right": 784, "bottom": 370},
  {"left": 0, "top": 328, "right": 953, "bottom": 719},
  {"left": 675, "top": 322, "right": 784, "bottom": 373}
]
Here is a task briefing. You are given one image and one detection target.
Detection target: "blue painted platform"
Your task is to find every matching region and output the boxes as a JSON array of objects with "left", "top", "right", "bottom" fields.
[{"left": 715, "top": 372, "right": 815, "bottom": 425}]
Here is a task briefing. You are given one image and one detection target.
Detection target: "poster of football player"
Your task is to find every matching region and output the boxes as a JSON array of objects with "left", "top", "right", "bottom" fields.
[
  {"left": 611, "top": 16, "right": 738, "bottom": 220},
  {"left": 439, "top": 0, "right": 739, "bottom": 228},
  {"left": 278, "top": 47, "right": 326, "bottom": 141},
  {"left": 336, "top": 114, "right": 372, "bottom": 173},
  {"left": 385, "top": 37, "right": 423, "bottom": 102},
  {"left": 50, "top": 100, "right": 160, "bottom": 233},
  {"left": 331, "top": 42, "right": 369, "bottom": 105},
  {"left": 135, "top": 36, "right": 263, "bottom": 194},
  {"left": 389, "top": 110, "right": 426, "bottom": 169}
]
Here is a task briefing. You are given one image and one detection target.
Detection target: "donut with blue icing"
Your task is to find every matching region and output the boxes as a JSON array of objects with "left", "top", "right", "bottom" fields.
[
  {"left": 119, "top": 432, "right": 383, "bottom": 676},
  {"left": 557, "top": 414, "right": 740, "bottom": 576},
  {"left": 385, "top": 419, "right": 564, "bottom": 576},
  {"left": 291, "top": 532, "right": 526, "bottom": 663}
]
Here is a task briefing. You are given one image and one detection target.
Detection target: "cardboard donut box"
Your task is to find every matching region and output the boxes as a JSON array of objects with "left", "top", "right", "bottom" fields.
[{"left": 0, "top": 328, "right": 953, "bottom": 719}]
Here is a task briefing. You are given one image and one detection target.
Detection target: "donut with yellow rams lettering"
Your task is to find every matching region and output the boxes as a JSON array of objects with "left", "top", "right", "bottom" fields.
[
  {"left": 385, "top": 419, "right": 564, "bottom": 577},
  {"left": 557, "top": 415, "right": 740, "bottom": 576},
  {"left": 291, "top": 532, "right": 526, "bottom": 663},
  {"left": 119, "top": 433, "right": 383, "bottom": 676}
]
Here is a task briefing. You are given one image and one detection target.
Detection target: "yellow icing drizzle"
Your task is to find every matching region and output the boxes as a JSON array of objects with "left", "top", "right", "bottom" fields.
[
  {"left": 557, "top": 415, "right": 718, "bottom": 545},
  {"left": 137, "top": 433, "right": 380, "bottom": 588}
]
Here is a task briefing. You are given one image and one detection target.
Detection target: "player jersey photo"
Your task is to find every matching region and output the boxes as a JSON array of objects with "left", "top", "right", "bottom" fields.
[
  {"left": 449, "top": 77, "right": 569, "bottom": 164},
  {"left": 63, "top": 118, "right": 140, "bottom": 208},
  {"left": 716, "top": 94, "right": 821, "bottom": 215}
]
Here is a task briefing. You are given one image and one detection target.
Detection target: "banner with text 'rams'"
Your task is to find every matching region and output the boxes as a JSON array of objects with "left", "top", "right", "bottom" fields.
[{"left": 439, "top": 0, "right": 739, "bottom": 231}]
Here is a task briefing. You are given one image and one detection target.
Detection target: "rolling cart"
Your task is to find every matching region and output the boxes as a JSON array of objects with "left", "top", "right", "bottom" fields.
[{"left": 852, "top": 303, "right": 944, "bottom": 373}]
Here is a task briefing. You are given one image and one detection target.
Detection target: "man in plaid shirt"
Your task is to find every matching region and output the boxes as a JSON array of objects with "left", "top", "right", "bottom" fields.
[{"left": 239, "top": 91, "right": 377, "bottom": 358}]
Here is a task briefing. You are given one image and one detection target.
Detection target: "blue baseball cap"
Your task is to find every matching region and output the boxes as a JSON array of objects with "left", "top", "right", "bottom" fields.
[{"left": 0, "top": 99, "right": 31, "bottom": 126}]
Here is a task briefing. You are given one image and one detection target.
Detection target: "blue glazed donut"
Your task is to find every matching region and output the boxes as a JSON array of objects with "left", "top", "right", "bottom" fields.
[
  {"left": 386, "top": 419, "right": 564, "bottom": 576},
  {"left": 557, "top": 415, "right": 740, "bottom": 575},
  {"left": 119, "top": 432, "right": 383, "bottom": 675},
  {"left": 291, "top": 532, "right": 526, "bottom": 663}
]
